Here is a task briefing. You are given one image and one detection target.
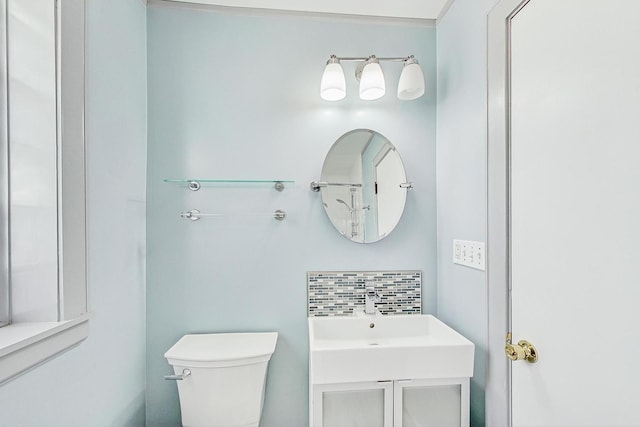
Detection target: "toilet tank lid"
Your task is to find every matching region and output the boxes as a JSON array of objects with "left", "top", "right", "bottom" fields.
[{"left": 164, "top": 332, "right": 278, "bottom": 363}]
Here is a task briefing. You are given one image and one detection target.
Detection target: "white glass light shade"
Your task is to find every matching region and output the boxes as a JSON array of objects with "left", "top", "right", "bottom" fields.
[
  {"left": 397, "top": 62, "right": 425, "bottom": 100},
  {"left": 320, "top": 62, "right": 346, "bottom": 101},
  {"left": 359, "top": 62, "right": 385, "bottom": 100}
]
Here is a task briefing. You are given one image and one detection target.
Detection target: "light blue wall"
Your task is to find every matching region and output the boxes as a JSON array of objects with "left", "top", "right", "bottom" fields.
[
  {"left": 436, "top": 0, "right": 499, "bottom": 425},
  {"left": 146, "top": 5, "right": 436, "bottom": 426},
  {"left": 0, "top": 0, "right": 147, "bottom": 425}
]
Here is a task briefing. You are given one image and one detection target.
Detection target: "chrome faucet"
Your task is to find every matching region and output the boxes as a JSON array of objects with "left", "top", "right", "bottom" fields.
[{"left": 364, "top": 285, "right": 381, "bottom": 315}]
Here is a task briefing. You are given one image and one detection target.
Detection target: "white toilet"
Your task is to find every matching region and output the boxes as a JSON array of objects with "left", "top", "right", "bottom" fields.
[{"left": 164, "top": 332, "right": 278, "bottom": 427}]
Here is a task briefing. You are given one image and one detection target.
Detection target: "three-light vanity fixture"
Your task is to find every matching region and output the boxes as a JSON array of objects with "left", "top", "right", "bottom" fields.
[{"left": 320, "top": 54, "right": 425, "bottom": 101}]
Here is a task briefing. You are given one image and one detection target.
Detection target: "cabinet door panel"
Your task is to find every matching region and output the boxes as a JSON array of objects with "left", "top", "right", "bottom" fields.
[
  {"left": 313, "top": 381, "right": 393, "bottom": 427},
  {"left": 323, "top": 388, "right": 385, "bottom": 427},
  {"left": 394, "top": 379, "right": 468, "bottom": 427},
  {"left": 404, "top": 385, "right": 460, "bottom": 426}
]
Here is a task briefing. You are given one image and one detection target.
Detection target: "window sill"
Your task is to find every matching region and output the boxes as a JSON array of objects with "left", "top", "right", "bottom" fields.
[{"left": 0, "top": 314, "right": 90, "bottom": 385}]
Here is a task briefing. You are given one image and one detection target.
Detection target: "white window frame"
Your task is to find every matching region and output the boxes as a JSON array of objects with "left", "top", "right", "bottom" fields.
[
  {"left": 0, "top": 0, "right": 89, "bottom": 386},
  {"left": 0, "top": 0, "right": 9, "bottom": 330}
]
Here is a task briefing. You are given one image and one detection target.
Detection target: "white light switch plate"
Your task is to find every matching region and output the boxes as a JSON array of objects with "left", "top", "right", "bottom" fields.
[{"left": 453, "top": 240, "right": 485, "bottom": 271}]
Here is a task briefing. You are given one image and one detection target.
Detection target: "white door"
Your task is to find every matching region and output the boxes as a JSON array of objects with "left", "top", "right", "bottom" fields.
[{"left": 508, "top": 0, "right": 640, "bottom": 426}]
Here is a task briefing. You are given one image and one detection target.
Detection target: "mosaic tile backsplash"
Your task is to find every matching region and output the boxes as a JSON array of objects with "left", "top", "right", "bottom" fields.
[{"left": 307, "top": 271, "right": 422, "bottom": 317}]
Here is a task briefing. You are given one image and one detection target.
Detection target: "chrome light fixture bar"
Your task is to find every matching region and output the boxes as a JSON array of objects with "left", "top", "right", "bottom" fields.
[{"left": 320, "top": 54, "right": 425, "bottom": 101}]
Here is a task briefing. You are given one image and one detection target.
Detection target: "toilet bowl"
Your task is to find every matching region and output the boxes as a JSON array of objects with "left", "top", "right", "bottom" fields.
[{"left": 165, "top": 332, "right": 278, "bottom": 427}]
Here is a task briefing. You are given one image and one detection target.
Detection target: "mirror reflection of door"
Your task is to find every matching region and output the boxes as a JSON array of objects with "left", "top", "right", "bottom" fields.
[{"left": 374, "top": 148, "right": 405, "bottom": 239}]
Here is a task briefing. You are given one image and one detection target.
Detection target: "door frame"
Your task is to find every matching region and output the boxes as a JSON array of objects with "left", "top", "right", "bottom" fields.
[{"left": 486, "top": 0, "right": 531, "bottom": 426}]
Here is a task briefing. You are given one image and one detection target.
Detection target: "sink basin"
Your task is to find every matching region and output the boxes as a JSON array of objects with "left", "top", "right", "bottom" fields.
[{"left": 308, "top": 314, "right": 474, "bottom": 384}]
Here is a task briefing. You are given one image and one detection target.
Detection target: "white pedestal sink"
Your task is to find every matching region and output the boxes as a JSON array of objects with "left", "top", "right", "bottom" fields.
[{"left": 308, "top": 314, "right": 475, "bottom": 427}]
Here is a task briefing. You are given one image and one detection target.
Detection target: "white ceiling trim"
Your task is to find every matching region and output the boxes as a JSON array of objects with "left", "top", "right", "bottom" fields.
[
  {"left": 152, "top": 0, "right": 449, "bottom": 20},
  {"left": 149, "top": 0, "right": 437, "bottom": 27}
]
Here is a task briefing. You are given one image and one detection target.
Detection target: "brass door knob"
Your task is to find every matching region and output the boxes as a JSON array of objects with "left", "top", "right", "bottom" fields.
[{"left": 505, "top": 332, "right": 538, "bottom": 363}]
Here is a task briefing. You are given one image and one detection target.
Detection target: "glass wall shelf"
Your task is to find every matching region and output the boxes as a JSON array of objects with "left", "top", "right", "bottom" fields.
[{"left": 163, "top": 179, "right": 294, "bottom": 191}]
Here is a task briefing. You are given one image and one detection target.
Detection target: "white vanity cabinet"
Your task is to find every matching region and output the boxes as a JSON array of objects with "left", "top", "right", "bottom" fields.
[
  {"left": 311, "top": 377, "right": 469, "bottom": 427},
  {"left": 308, "top": 314, "right": 475, "bottom": 427}
]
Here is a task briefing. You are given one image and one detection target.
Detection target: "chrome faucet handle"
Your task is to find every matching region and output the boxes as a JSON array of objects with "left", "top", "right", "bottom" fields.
[
  {"left": 363, "top": 284, "right": 382, "bottom": 315},
  {"left": 366, "top": 286, "right": 381, "bottom": 302}
]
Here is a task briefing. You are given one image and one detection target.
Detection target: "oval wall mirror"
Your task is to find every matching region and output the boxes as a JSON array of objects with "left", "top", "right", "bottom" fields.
[{"left": 319, "top": 129, "right": 408, "bottom": 243}]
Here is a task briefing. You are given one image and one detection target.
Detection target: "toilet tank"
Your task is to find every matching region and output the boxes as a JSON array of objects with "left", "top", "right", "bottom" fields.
[{"left": 165, "top": 332, "right": 278, "bottom": 427}]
